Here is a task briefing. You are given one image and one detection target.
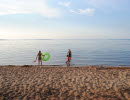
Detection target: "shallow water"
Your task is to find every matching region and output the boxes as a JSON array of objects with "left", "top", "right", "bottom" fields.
[{"left": 0, "top": 39, "right": 130, "bottom": 66}]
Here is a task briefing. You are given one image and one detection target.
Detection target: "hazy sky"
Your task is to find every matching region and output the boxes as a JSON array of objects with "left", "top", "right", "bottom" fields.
[{"left": 0, "top": 0, "right": 130, "bottom": 39}]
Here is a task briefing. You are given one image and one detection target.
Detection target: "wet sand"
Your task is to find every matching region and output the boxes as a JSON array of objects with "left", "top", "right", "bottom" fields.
[{"left": 0, "top": 65, "right": 130, "bottom": 100}]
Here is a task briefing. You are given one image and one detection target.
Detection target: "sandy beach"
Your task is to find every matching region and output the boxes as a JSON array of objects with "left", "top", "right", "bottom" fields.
[{"left": 0, "top": 65, "right": 130, "bottom": 100}]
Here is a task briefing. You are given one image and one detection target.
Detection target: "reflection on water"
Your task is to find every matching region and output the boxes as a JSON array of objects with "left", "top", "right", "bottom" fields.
[{"left": 0, "top": 39, "right": 130, "bottom": 66}]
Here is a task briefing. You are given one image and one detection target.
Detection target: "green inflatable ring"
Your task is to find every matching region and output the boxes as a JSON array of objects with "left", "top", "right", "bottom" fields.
[{"left": 42, "top": 52, "right": 51, "bottom": 61}]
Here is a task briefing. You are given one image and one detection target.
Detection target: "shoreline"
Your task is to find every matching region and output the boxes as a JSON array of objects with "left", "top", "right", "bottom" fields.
[{"left": 0, "top": 65, "right": 130, "bottom": 69}]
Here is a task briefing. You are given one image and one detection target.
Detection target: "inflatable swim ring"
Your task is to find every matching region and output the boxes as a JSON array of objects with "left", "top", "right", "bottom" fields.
[{"left": 42, "top": 53, "right": 51, "bottom": 61}]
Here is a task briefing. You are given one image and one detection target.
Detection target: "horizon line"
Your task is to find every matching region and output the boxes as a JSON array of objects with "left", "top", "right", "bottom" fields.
[{"left": 1, "top": 39, "right": 130, "bottom": 40}]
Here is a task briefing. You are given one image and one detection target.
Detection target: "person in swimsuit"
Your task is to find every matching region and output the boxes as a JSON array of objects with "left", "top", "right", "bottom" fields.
[
  {"left": 34, "top": 51, "right": 43, "bottom": 65},
  {"left": 66, "top": 49, "right": 72, "bottom": 66}
]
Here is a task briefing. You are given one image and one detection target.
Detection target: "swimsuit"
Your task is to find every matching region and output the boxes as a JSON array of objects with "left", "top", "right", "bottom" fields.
[
  {"left": 38, "top": 53, "right": 42, "bottom": 60},
  {"left": 67, "top": 52, "right": 72, "bottom": 61},
  {"left": 38, "top": 56, "right": 42, "bottom": 60}
]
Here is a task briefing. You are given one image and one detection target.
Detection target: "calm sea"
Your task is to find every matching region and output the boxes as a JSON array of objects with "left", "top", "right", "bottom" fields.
[{"left": 0, "top": 39, "right": 130, "bottom": 66}]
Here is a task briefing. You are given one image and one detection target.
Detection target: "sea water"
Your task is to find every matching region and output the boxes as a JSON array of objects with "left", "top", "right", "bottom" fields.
[{"left": 0, "top": 39, "right": 130, "bottom": 66}]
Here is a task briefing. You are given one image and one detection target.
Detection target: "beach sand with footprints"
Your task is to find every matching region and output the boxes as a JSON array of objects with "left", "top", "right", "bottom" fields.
[{"left": 0, "top": 65, "right": 130, "bottom": 100}]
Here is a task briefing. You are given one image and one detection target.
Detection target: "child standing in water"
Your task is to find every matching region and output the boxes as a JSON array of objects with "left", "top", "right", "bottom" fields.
[
  {"left": 34, "top": 51, "right": 43, "bottom": 65},
  {"left": 66, "top": 49, "right": 72, "bottom": 66}
]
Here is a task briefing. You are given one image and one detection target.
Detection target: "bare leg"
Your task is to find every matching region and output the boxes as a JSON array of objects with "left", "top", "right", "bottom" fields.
[
  {"left": 68, "top": 61, "right": 70, "bottom": 66},
  {"left": 66, "top": 60, "right": 70, "bottom": 66},
  {"left": 41, "top": 60, "right": 42, "bottom": 65},
  {"left": 38, "top": 60, "right": 40, "bottom": 65},
  {"left": 66, "top": 62, "right": 70, "bottom": 66},
  {"left": 68, "top": 58, "right": 71, "bottom": 66},
  {"left": 66, "top": 57, "right": 69, "bottom": 64}
]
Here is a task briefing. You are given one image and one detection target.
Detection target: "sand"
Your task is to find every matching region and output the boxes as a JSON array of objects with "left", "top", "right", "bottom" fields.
[{"left": 0, "top": 65, "right": 130, "bottom": 100}]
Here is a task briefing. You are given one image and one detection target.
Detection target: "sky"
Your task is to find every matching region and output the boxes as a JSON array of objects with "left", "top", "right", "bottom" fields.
[{"left": 0, "top": 0, "right": 130, "bottom": 39}]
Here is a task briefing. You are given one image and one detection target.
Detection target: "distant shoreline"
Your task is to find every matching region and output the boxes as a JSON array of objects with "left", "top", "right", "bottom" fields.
[{"left": 0, "top": 65, "right": 130, "bottom": 69}]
